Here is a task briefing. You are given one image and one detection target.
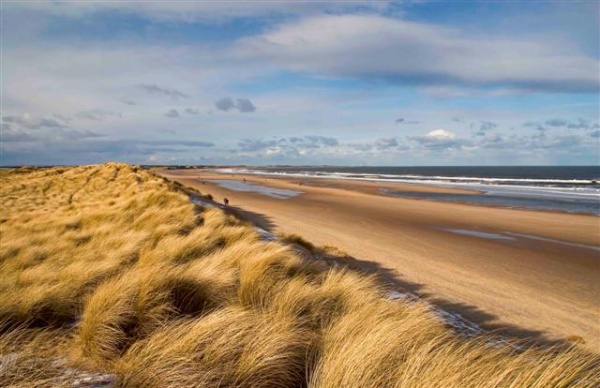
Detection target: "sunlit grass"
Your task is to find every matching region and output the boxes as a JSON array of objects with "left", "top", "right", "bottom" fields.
[{"left": 0, "top": 163, "right": 597, "bottom": 387}]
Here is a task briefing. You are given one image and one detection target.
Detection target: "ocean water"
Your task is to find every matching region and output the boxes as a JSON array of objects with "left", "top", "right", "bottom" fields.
[
  {"left": 215, "top": 166, "right": 600, "bottom": 215},
  {"left": 207, "top": 179, "right": 302, "bottom": 199}
]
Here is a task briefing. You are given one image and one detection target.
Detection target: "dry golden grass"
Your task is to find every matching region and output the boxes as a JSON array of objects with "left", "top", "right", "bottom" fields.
[
  {"left": 114, "top": 307, "right": 314, "bottom": 387},
  {"left": 278, "top": 232, "right": 317, "bottom": 253},
  {"left": 0, "top": 163, "right": 598, "bottom": 387},
  {"left": 0, "top": 326, "right": 71, "bottom": 387}
]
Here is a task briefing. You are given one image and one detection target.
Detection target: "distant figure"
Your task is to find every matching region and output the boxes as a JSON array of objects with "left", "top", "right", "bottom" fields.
[
  {"left": 224, "top": 197, "right": 229, "bottom": 206},
  {"left": 243, "top": 178, "right": 246, "bottom": 182}
]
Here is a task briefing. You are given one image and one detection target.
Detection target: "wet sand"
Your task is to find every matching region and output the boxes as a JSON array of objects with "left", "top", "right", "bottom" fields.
[{"left": 160, "top": 169, "right": 600, "bottom": 351}]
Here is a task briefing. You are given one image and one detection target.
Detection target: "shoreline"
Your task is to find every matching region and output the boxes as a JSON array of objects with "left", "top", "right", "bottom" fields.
[
  {"left": 212, "top": 170, "right": 600, "bottom": 217},
  {"left": 160, "top": 168, "right": 600, "bottom": 351},
  {"left": 191, "top": 169, "right": 599, "bottom": 219},
  {"left": 174, "top": 170, "right": 600, "bottom": 246},
  {"left": 207, "top": 170, "right": 486, "bottom": 195}
]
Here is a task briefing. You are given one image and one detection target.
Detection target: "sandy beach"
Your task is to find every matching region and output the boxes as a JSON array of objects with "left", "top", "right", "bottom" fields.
[{"left": 160, "top": 169, "right": 600, "bottom": 351}]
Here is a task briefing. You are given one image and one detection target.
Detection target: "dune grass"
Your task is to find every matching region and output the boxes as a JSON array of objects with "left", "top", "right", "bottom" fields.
[{"left": 0, "top": 163, "right": 598, "bottom": 387}]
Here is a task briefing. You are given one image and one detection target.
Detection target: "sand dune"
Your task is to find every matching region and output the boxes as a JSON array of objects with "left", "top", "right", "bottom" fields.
[
  {"left": 161, "top": 169, "right": 600, "bottom": 351},
  {"left": 2, "top": 164, "right": 598, "bottom": 387}
]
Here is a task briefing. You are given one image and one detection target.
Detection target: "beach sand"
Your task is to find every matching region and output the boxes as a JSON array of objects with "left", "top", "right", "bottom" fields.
[{"left": 160, "top": 169, "right": 600, "bottom": 351}]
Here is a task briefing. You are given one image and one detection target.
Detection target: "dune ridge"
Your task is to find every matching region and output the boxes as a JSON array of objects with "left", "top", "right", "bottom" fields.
[{"left": 0, "top": 163, "right": 598, "bottom": 387}]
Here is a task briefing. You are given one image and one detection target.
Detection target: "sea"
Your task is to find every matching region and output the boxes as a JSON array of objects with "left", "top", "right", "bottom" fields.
[{"left": 216, "top": 166, "right": 600, "bottom": 215}]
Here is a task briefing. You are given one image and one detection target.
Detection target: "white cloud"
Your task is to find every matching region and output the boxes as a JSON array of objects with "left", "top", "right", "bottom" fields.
[
  {"left": 426, "top": 129, "right": 455, "bottom": 140},
  {"left": 2, "top": 3, "right": 598, "bottom": 165},
  {"left": 407, "top": 129, "right": 468, "bottom": 150},
  {"left": 236, "top": 14, "right": 599, "bottom": 93}
]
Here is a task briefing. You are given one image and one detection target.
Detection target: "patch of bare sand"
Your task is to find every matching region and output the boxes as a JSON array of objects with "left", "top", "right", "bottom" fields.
[{"left": 161, "top": 169, "right": 600, "bottom": 351}]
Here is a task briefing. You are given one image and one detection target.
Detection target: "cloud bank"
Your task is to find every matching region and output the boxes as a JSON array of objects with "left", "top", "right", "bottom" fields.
[{"left": 237, "top": 14, "right": 599, "bottom": 93}]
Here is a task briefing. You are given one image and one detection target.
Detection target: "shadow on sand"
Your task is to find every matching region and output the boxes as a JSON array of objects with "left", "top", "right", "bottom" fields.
[
  {"left": 227, "top": 206, "right": 277, "bottom": 232},
  {"left": 229, "top": 206, "right": 579, "bottom": 350}
]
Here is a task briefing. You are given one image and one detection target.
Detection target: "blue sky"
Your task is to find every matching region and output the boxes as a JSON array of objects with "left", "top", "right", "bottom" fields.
[{"left": 1, "top": 0, "right": 599, "bottom": 165}]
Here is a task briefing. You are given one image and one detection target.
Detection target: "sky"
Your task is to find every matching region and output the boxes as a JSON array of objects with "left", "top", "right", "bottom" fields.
[{"left": 1, "top": 0, "right": 599, "bottom": 166}]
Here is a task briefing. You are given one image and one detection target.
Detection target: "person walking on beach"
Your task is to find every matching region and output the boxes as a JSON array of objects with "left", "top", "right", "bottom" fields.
[{"left": 223, "top": 197, "right": 229, "bottom": 206}]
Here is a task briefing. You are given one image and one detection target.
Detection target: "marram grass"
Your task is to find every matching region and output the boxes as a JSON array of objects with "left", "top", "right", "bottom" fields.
[{"left": 0, "top": 163, "right": 597, "bottom": 387}]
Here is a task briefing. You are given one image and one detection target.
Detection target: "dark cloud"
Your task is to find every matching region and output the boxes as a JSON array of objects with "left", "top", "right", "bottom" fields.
[
  {"left": 136, "top": 84, "right": 190, "bottom": 100},
  {"left": 545, "top": 118, "right": 568, "bottom": 127},
  {"left": 395, "top": 118, "right": 419, "bottom": 124},
  {"left": 165, "top": 109, "right": 180, "bottom": 118},
  {"left": 52, "top": 114, "right": 72, "bottom": 123},
  {"left": 525, "top": 118, "right": 599, "bottom": 131},
  {"left": 2, "top": 124, "right": 32, "bottom": 142},
  {"left": 75, "top": 112, "right": 100, "bottom": 121},
  {"left": 215, "top": 97, "right": 235, "bottom": 111},
  {"left": 236, "top": 98, "right": 256, "bottom": 113},
  {"left": 122, "top": 100, "right": 138, "bottom": 106},
  {"left": 348, "top": 143, "right": 373, "bottom": 151},
  {"left": 36, "top": 118, "right": 65, "bottom": 129},
  {"left": 375, "top": 137, "right": 398, "bottom": 150},
  {"left": 539, "top": 134, "right": 583, "bottom": 149},
  {"left": 522, "top": 121, "right": 547, "bottom": 131},
  {"left": 57, "top": 129, "right": 105, "bottom": 140},
  {"left": 590, "top": 130, "right": 600, "bottom": 138},
  {"left": 2, "top": 137, "right": 216, "bottom": 166},
  {"left": 530, "top": 132, "right": 546, "bottom": 140},
  {"left": 304, "top": 136, "right": 338, "bottom": 147},
  {"left": 185, "top": 108, "right": 199, "bottom": 115},
  {"left": 5, "top": 111, "right": 119, "bottom": 129},
  {"left": 137, "top": 140, "right": 214, "bottom": 147},
  {"left": 475, "top": 133, "right": 521, "bottom": 149},
  {"left": 215, "top": 97, "right": 257, "bottom": 113},
  {"left": 567, "top": 119, "right": 600, "bottom": 130},
  {"left": 3, "top": 114, "right": 67, "bottom": 130},
  {"left": 75, "top": 109, "right": 121, "bottom": 121},
  {"left": 2, "top": 126, "right": 103, "bottom": 143},
  {"left": 238, "top": 136, "right": 338, "bottom": 153},
  {"left": 479, "top": 121, "right": 497, "bottom": 132},
  {"left": 475, "top": 131, "right": 594, "bottom": 151},
  {"left": 238, "top": 139, "right": 278, "bottom": 152},
  {"left": 277, "top": 136, "right": 339, "bottom": 148},
  {"left": 49, "top": 138, "right": 213, "bottom": 154},
  {"left": 3, "top": 132, "right": 32, "bottom": 142}
]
